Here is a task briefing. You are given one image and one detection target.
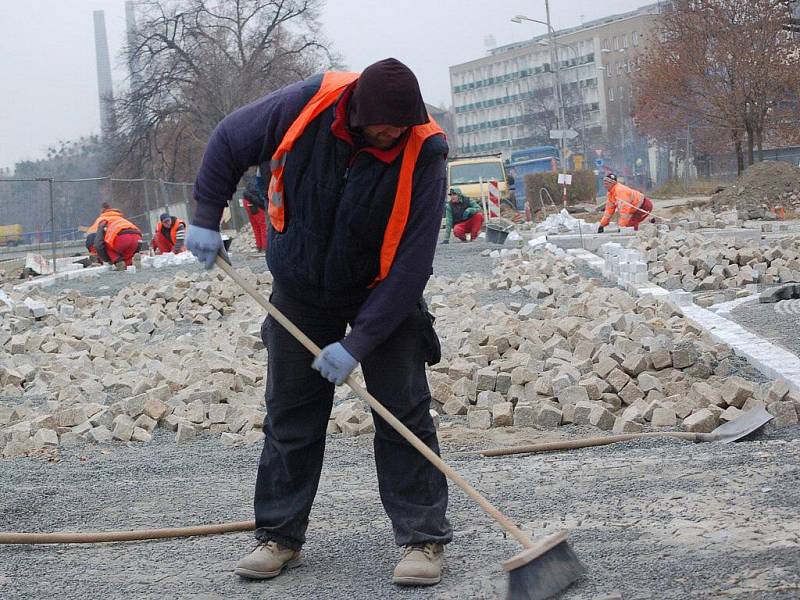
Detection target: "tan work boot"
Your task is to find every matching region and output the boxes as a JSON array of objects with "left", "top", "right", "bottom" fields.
[
  {"left": 113, "top": 260, "right": 127, "bottom": 271},
  {"left": 234, "top": 541, "right": 302, "bottom": 580},
  {"left": 392, "top": 542, "right": 443, "bottom": 586}
]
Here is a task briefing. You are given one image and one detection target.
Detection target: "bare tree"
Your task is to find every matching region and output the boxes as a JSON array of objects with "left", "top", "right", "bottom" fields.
[
  {"left": 114, "top": 0, "right": 338, "bottom": 181},
  {"left": 633, "top": 0, "right": 800, "bottom": 175}
]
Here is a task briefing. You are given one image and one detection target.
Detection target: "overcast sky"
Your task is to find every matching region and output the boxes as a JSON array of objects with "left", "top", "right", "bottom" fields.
[{"left": 0, "top": 0, "right": 647, "bottom": 171}]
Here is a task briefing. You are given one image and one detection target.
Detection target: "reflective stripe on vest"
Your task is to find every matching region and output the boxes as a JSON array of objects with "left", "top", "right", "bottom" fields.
[
  {"left": 615, "top": 184, "right": 645, "bottom": 215},
  {"left": 373, "top": 119, "right": 443, "bottom": 285},
  {"left": 268, "top": 71, "right": 360, "bottom": 231},
  {"left": 87, "top": 209, "right": 125, "bottom": 234},
  {"left": 268, "top": 71, "right": 445, "bottom": 285},
  {"left": 104, "top": 215, "right": 141, "bottom": 247}
]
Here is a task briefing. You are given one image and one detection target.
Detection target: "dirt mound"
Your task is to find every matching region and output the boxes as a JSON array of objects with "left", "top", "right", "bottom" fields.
[{"left": 710, "top": 160, "right": 800, "bottom": 218}]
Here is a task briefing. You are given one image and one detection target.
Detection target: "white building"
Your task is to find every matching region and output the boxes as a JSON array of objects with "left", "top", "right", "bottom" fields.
[{"left": 449, "top": 3, "right": 660, "bottom": 177}]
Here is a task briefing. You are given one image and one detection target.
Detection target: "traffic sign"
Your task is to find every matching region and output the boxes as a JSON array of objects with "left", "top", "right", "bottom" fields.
[
  {"left": 549, "top": 128, "right": 579, "bottom": 140},
  {"left": 595, "top": 158, "right": 604, "bottom": 167}
]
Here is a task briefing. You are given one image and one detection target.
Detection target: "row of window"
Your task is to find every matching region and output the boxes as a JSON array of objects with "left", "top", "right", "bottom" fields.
[
  {"left": 452, "top": 53, "right": 595, "bottom": 94},
  {"left": 457, "top": 125, "right": 606, "bottom": 156},
  {"left": 606, "top": 55, "right": 644, "bottom": 78},
  {"left": 455, "top": 78, "right": 599, "bottom": 114},
  {"left": 602, "top": 31, "right": 640, "bottom": 52},
  {"left": 457, "top": 139, "right": 515, "bottom": 153},
  {"left": 456, "top": 102, "right": 601, "bottom": 134}
]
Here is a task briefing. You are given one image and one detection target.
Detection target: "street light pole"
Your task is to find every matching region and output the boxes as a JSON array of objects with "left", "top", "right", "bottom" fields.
[
  {"left": 539, "top": 40, "right": 588, "bottom": 163},
  {"left": 544, "top": 1, "right": 567, "bottom": 186},
  {"left": 511, "top": 6, "right": 569, "bottom": 204}
]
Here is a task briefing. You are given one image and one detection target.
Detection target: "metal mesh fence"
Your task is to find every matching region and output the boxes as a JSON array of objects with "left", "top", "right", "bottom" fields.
[{"left": 0, "top": 177, "right": 196, "bottom": 274}]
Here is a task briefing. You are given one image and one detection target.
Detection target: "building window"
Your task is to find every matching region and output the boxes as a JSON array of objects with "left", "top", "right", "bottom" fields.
[
  {"left": 632, "top": 31, "right": 639, "bottom": 46},
  {"left": 616, "top": 62, "right": 623, "bottom": 75},
  {"left": 623, "top": 34, "right": 628, "bottom": 49},
  {"left": 609, "top": 87, "right": 614, "bottom": 101},
  {"left": 602, "top": 38, "right": 609, "bottom": 50},
  {"left": 613, "top": 36, "right": 619, "bottom": 50},
  {"left": 618, "top": 86, "right": 624, "bottom": 100}
]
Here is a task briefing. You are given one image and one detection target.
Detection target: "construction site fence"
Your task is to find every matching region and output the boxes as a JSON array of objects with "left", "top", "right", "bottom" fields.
[{"left": 0, "top": 176, "right": 251, "bottom": 274}]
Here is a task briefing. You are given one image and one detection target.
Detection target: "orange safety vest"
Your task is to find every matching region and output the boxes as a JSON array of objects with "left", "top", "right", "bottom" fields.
[
  {"left": 103, "top": 214, "right": 141, "bottom": 247},
  {"left": 155, "top": 218, "right": 185, "bottom": 245},
  {"left": 267, "top": 71, "right": 445, "bottom": 285},
  {"left": 600, "top": 183, "right": 646, "bottom": 228},
  {"left": 87, "top": 208, "right": 125, "bottom": 234}
]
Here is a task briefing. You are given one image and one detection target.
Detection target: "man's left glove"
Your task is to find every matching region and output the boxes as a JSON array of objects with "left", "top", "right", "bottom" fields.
[
  {"left": 186, "top": 224, "right": 223, "bottom": 269},
  {"left": 312, "top": 342, "right": 358, "bottom": 385}
]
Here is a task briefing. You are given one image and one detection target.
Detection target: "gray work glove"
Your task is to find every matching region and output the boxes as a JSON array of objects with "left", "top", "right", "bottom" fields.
[
  {"left": 312, "top": 342, "right": 358, "bottom": 385},
  {"left": 186, "top": 224, "right": 223, "bottom": 269}
]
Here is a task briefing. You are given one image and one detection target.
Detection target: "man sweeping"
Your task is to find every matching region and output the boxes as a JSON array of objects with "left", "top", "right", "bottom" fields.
[
  {"left": 186, "top": 58, "right": 452, "bottom": 586},
  {"left": 597, "top": 173, "right": 654, "bottom": 232}
]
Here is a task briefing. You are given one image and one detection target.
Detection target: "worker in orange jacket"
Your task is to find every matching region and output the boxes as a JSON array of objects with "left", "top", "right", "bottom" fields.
[
  {"left": 86, "top": 213, "right": 142, "bottom": 270},
  {"left": 597, "top": 173, "right": 654, "bottom": 232},
  {"left": 151, "top": 213, "right": 187, "bottom": 254}
]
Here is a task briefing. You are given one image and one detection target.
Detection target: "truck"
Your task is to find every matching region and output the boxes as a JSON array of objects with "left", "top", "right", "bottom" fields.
[
  {"left": 0, "top": 224, "right": 23, "bottom": 246},
  {"left": 447, "top": 154, "right": 515, "bottom": 207},
  {"left": 505, "top": 146, "right": 561, "bottom": 205}
]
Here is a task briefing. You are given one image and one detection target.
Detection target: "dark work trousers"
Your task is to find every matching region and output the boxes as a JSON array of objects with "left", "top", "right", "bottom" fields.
[{"left": 253, "top": 285, "right": 452, "bottom": 551}]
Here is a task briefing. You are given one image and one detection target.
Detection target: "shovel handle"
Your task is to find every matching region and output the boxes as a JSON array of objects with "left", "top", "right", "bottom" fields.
[
  {"left": 481, "top": 431, "right": 698, "bottom": 457},
  {"left": 214, "top": 256, "right": 537, "bottom": 550}
]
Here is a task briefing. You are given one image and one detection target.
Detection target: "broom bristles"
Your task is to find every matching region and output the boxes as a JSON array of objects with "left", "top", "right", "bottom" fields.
[{"left": 506, "top": 540, "right": 584, "bottom": 600}]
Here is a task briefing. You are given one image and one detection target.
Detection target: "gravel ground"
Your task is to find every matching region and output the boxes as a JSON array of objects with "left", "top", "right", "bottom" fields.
[
  {"left": 4, "top": 237, "right": 800, "bottom": 599},
  {"left": 1, "top": 428, "right": 798, "bottom": 600},
  {"left": 729, "top": 299, "right": 800, "bottom": 357}
]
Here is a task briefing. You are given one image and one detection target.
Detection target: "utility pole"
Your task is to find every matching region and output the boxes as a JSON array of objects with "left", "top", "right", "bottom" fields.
[{"left": 544, "top": 0, "right": 568, "bottom": 205}]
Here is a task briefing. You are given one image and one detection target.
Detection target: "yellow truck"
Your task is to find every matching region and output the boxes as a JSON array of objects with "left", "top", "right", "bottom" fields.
[
  {"left": 447, "top": 154, "right": 514, "bottom": 205},
  {"left": 0, "top": 224, "right": 23, "bottom": 246}
]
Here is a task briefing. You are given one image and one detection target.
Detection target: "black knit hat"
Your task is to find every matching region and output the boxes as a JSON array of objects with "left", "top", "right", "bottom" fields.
[
  {"left": 349, "top": 58, "right": 429, "bottom": 128},
  {"left": 159, "top": 213, "right": 171, "bottom": 222}
]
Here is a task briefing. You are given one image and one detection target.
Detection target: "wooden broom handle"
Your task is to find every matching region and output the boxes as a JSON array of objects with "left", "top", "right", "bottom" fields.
[{"left": 215, "top": 256, "right": 536, "bottom": 550}]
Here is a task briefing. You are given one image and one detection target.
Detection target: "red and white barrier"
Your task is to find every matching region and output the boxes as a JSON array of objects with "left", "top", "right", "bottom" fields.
[{"left": 488, "top": 179, "right": 500, "bottom": 218}]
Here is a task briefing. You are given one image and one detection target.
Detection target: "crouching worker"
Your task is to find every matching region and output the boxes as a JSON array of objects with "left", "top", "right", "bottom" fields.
[
  {"left": 597, "top": 173, "right": 654, "bottom": 232},
  {"left": 86, "top": 214, "right": 142, "bottom": 270},
  {"left": 186, "top": 58, "right": 452, "bottom": 586},
  {"left": 440, "top": 187, "right": 483, "bottom": 243},
  {"left": 151, "top": 213, "right": 187, "bottom": 254}
]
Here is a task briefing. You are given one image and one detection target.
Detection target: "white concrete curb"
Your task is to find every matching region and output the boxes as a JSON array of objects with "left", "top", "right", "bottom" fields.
[{"left": 14, "top": 265, "right": 110, "bottom": 292}]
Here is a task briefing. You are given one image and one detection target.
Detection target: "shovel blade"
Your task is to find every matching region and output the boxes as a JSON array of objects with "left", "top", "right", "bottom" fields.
[{"left": 703, "top": 405, "right": 774, "bottom": 443}]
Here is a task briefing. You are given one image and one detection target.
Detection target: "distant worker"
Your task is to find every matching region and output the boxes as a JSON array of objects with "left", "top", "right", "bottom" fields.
[
  {"left": 597, "top": 173, "right": 654, "bottom": 233},
  {"left": 86, "top": 212, "right": 142, "bottom": 270},
  {"left": 440, "top": 187, "right": 484, "bottom": 244},
  {"left": 85, "top": 202, "right": 125, "bottom": 234},
  {"left": 242, "top": 175, "right": 268, "bottom": 252},
  {"left": 151, "top": 213, "right": 187, "bottom": 254}
]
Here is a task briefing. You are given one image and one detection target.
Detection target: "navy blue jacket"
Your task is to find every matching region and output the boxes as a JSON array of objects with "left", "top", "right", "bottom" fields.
[{"left": 193, "top": 74, "right": 448, "bottom": 360}]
